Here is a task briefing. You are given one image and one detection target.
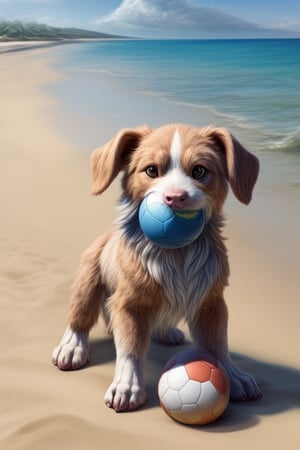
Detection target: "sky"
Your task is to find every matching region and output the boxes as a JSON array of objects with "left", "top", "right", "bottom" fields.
[{"left": 1, "top": 0, "right": 300, "bottom": 38}]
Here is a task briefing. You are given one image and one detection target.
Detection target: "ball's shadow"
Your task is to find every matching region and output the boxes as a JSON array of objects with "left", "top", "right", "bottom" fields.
[{"left": 89, "top": 338, "right": 300, "bottom": 432}]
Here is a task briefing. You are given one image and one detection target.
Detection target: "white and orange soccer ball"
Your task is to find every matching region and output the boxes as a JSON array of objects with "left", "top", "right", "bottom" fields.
[{"left": 158, "top": 349, "right": 230, "bottom": 425}]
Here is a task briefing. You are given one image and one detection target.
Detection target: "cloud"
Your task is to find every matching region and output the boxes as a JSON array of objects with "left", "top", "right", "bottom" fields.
[
  {"left": 94, "top": 0, "right": 263, "bottom": 37},
  {"left": 271, "top": 18, "right": 300, "bottom": 32}
]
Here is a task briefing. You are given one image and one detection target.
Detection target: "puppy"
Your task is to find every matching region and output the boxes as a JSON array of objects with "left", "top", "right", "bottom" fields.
[{"left": 52, "top": 123, "right": 261, "bottom": 412}]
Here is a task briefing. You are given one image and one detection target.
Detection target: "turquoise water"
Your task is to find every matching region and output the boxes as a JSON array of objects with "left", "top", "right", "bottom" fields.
[{"left": 52, "top": 39, "right": 300, "bottom": 154}]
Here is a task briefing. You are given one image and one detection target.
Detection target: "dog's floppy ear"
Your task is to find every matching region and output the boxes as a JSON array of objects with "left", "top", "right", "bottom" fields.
[
  {"left": 91, "top": 125, "right": 151, "bottom": 195},
  {"left": 210, "top": 128, "right": 259, "bottom": 205}
]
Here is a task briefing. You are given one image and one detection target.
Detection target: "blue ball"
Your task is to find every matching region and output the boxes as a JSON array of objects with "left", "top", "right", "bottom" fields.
[{"left": 138, "top": 193, "right": 206, "bottom": 249}]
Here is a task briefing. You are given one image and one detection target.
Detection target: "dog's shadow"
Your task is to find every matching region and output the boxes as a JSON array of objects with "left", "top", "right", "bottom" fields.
[{"left": 89, "top": 338, "right": 300, "bottom": 432}]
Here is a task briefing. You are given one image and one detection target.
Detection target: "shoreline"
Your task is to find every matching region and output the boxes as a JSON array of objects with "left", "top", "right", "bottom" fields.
[
  {"left": 1, "top": 48, "right": 299, "bottom": 450},
  {"left": 0, "top": 40, "right": 79, "bottom": 54},
  {"left": 0, "top": 37, "right": 138, "bottom": 54}
]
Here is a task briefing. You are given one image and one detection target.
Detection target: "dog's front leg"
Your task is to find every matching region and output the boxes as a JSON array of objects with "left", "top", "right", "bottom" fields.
[
  {"left": 189, "top": 294, "right": 262, "bottom": 402},
  {"left": 52, "top": 236, "right": 108, "bottom": 370},
  {"left": 104, "top": 291, "right": 155, "bottom": 412},
  {"left": 105, "top": 350, "right": 146, "bottom": 412}
]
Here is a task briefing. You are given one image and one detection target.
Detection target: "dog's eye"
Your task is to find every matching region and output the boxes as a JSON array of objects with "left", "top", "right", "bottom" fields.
[
  {"left": 192, "top": 165, "right": 207, "bottom": 180},
  {"left": 145, "top": 165, "right": 158, "bottom": 178}
]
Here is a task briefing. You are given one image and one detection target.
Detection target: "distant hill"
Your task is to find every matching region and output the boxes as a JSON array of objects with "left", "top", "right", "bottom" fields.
[{"left": 0, "top": 20, "right": 124, "bottom": 42}]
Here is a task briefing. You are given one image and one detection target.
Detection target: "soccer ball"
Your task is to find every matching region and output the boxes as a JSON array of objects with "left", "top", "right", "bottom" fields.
[
  {"left": 138, "top": 193, "right": 206, "bottom": 249},
  {"left": 158, "top": 349, "right": 230, "bottom": 425}
]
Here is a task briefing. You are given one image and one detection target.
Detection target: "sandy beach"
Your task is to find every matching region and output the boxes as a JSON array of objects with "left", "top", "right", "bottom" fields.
[{"left": 0, "top": 48, "right": 299, "bottom": 450}]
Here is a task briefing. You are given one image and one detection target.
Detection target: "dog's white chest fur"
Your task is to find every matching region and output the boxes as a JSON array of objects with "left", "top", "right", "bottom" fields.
[{"left": 141, "top": 236, "right": 218, "bottom": 318}]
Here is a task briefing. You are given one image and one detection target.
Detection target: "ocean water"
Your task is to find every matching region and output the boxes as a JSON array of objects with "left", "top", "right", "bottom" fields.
[
  {"left": 47, "top": 38, "right": 299, "bottom": 260},
  {"left": 48, "top": 39, "right": 300, "bottom": 188},
  {"left": 51, "top": 39, "right": 300, "bottom": 153}
]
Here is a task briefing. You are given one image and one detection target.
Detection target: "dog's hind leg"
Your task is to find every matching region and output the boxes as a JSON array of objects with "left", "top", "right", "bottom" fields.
[
  {"left": 52, "top": 234, "right": 109, "bottom": 370},
  {"left": 152, "top": 327, "right": 185, "bottom": 345}
]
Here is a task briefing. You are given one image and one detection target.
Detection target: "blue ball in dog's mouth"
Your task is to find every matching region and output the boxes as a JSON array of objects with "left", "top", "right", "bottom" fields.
[{"left": 138, "top": 193, "right": 206, "bottom": 249}]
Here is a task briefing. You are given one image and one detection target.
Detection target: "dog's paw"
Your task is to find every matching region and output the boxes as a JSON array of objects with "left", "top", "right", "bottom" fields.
[
  {"left": 104, "top": 354, "right": 146, "bottom": 412},
  {"left": 153, "top": 327, "right": 185, "bottom": 345},
  {"left": 105, "top": 381, "right": 146, "bottom": 412},
  {"left": 52, "top": 327, "right": 89, "bottom": 370},
  {"left": 223, "top": 360, "right": 262, "bottom": 401}
]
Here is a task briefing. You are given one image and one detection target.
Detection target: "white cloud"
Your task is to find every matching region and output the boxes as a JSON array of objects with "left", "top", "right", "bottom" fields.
[
  {"left": 271, "top": 18, "right": 300, "bottom": 32},
  {"left": 94, "top": 0, "right": 262, "bottom": 37}
]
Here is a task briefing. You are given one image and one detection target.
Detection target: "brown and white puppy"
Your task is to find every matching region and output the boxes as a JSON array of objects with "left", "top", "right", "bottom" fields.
[{"left": 52, "top": 123, "right": 261, "bottom": 412}]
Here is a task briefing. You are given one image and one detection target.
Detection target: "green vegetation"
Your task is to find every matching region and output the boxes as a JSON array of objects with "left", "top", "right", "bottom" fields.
[{"left": 0, "top": 20, "right": 123, "bottom": 42}]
